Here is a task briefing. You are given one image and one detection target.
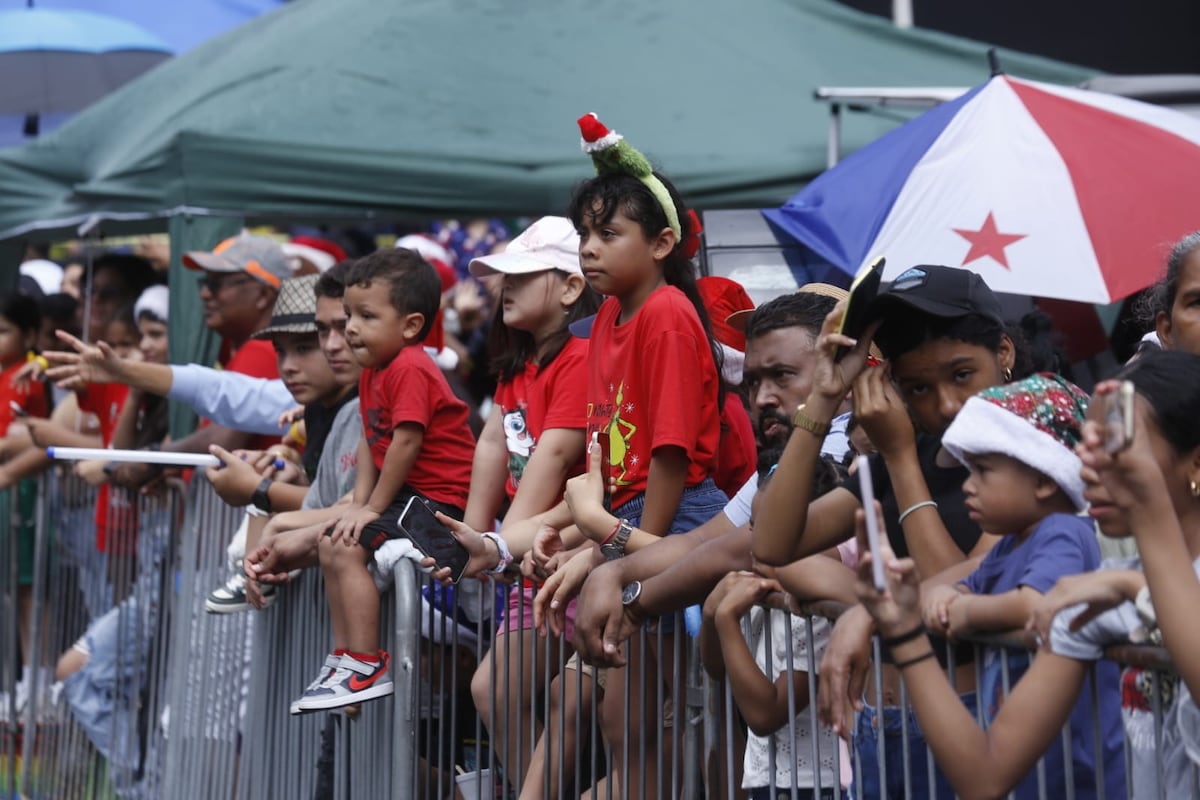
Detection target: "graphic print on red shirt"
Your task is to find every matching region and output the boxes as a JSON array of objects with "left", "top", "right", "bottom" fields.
[
  {"left": 493, "top": 336, "right": 588, "bottom": 500},
  {"left": 586, "top": 287, "right": 720, "bottom": 509}
]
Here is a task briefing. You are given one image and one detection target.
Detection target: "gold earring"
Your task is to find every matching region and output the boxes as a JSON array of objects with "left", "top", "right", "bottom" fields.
[
  {"left": 1003, "top": 367, "right": 1013, "bottom": 382},
  {"left": 1190, "top": 480, "right": 1200, "bottom": 499}
]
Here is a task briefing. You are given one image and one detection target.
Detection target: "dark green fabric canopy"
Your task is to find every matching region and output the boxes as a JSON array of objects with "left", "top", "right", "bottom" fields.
[{"left": 0, "top": 0, "right": 1094, "bottom": 241}]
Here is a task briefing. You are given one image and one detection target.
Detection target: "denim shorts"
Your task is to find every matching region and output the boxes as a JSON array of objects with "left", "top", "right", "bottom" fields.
[
  {"left": 853, "top": 692, "right": 977, "bottom": 800},
  {"left": 612, "top": 478, "right": 728, "bottom": 634}
]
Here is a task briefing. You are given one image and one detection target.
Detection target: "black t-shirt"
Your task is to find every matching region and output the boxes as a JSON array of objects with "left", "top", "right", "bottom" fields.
[
  {"left": 302, "top": 387, "right": 359, "bottom": 482},
  {"left": 843, "top": 434, "right": 981, "bottom": 560}
]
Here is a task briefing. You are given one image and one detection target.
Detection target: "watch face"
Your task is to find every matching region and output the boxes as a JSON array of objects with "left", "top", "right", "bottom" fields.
[{"left": 621, "top": 580, "right": 641, "bottom": 606}]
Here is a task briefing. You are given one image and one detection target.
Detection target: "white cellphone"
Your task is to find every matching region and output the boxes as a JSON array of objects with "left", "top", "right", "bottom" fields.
[{"left": 856, "top": 455, "right": 886, "bottom": 592}]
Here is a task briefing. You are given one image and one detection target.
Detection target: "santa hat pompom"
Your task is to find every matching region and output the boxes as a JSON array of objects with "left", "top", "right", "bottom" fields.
[{"left": 578, "top": 113, "right": 623, "bottom": 154}]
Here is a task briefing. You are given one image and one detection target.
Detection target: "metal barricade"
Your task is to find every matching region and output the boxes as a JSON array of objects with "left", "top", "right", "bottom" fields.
[
  {"left": 2, "top": 468, "right": 182, "bottom": 800},
  {"left": 7, "top": 471, "right": 1198, "bottom": 800}
]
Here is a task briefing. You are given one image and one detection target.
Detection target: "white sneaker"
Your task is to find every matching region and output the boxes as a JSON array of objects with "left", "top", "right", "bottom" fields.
[
  {"left": 289, "top": 653, "right": 342, "bottom": 715},
  {"left": 291, "top": 651, "right": 393, "bottom": 713},
  {"left": 206, "top": 571, "right": 274, "bottom": 614}
]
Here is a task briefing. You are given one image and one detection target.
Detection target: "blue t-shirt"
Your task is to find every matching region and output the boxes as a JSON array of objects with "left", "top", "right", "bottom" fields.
[{"left": 961, "top": 513, "right": 1125, "bottom": 800}]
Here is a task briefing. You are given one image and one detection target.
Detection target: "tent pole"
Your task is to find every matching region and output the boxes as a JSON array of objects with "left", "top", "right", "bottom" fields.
[
  {"left": 827, "top": 103, "right": 842, "bottom": 169},
  {"left": 166, "top": 214, "right": 242, "bottom": 440}
]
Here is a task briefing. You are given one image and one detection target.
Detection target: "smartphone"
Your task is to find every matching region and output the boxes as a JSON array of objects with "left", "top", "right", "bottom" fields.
[
  {"left": 398, "top": 496, "right": 471, "bottom": 584},
  {"left": 834, "top": 256, "right": 885, "bottom": 362},
  {"left": 856, "top": 455, "right": 886, "bottom": 592},
  {"left": 1102, "top": 381, "right": 1135, "bottom": 454},
  {"left": 9, "top": 401, "right": 28, "bottom": 418}
]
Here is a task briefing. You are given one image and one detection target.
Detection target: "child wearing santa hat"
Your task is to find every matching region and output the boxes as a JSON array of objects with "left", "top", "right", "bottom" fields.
[{"left": 904, "top": 373, "right": 1125, "bottom": 800}]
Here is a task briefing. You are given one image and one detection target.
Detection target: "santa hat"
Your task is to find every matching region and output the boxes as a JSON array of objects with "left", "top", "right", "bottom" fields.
[
  {"left": 396, "top": 234, "right": 458, "bottom": 293},
  {"left": 942, "top": 373, "right": 1090, "bottom": 510},
  {"left": 577, "top": 113, "right": 683, "bottom": 244},
  {"left": 282, "top": 236, "right": 348, "bottom": 274}
]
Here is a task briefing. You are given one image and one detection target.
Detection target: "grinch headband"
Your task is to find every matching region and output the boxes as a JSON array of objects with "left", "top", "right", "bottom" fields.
[{"left": 578, "top": 113, "right": 696, "bottom": 250}]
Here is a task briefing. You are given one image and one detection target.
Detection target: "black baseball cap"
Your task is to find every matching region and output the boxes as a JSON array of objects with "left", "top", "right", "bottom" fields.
[{"left": 866, "top": 265, "right": 1004, "bottom": 328}]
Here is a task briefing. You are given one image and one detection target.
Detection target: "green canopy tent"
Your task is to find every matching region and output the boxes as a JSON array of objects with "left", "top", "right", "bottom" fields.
[{"left": 0, "top": 0, "right": 1093, "bottom": 430}]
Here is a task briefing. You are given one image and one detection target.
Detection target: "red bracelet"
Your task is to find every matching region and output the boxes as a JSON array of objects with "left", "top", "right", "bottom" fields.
[{"left": 600, "top": 518, "right": 622, "bottom": 546}]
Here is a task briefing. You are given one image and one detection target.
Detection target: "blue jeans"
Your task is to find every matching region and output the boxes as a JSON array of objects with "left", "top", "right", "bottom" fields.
[
  {"left": 853, "top": 692, "right": 977, "bottom": 800},
  {"left": 612, "top": 478, "right": 728, "bottom": 634}
]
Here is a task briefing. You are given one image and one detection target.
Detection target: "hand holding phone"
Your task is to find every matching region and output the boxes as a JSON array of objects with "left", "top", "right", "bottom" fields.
[
  {"left": 834, "top": 256, "right": 885, "bottom": 362},
  {"left": 398, "top": 497, "right": 470, "bottom": 583},
  {"left": 1102, "top": 381, "right": 1135, "bottom": 454},
  {"left": 856, "top": 455, "right": 886, "bottom": 592}
]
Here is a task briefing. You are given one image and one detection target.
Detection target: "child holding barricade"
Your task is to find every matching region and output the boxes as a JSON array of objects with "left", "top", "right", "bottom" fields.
[
  {"left": 290, "top": 248, "right": 475, "bottom": 713},
  {"left": 700, "top": 459, "right": 851, "bottom": 799},
  {"left": 418, "top": 216, "right": 599, "bottom": 793},
  {"left": 859, "top": 373, "right": 1125, "bottom": 799},
  {"left": 549, "top": 113, "right": 729, "bottom": 796}
]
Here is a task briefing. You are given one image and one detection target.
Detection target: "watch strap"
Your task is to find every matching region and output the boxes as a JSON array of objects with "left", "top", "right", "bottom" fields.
[
  {"left": 792, "top": 404, "right": 832, "bottom": 437},
  {"left": 250, "top": 477, "right": 273, "bottom": 514}
]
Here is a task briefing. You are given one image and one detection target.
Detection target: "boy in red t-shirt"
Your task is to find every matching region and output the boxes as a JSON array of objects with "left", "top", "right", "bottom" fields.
[{"left": 291, "top": 248, "right": 475, "bottom": 713}]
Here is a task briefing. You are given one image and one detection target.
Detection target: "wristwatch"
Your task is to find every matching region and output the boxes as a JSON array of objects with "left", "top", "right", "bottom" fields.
[
  {"left": 601, "top": 519, "right": 634, "bottom": 561},
  {"left": 250, "top": 477, "right": 273, "bottom": 514},
  {"left": 792, "top": 404, "right": 832, "bottom": 437},
  {"left": 621, "top": 580, "right": 644, "bottom": 615}
]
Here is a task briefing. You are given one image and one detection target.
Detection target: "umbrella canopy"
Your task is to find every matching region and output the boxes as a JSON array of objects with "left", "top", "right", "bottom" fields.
[
  {"left": 0, "top": 0, "right": 1095, "bottom": 241},
  {"left": 0, "top": 8, "right": 172, "bottom": 114},
  {"left": 764, "top": 74, "right": 1200, "bottom": 304}
]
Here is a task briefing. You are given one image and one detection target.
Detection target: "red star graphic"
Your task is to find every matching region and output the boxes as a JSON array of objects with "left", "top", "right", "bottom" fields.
[{"left": 952, "top": 212, "right": 1026, "bottom": 270}]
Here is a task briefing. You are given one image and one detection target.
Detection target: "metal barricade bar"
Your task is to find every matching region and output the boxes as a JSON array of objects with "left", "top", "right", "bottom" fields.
[{"left": 2, "top": 469, "right": 1188, "bottom": 800}]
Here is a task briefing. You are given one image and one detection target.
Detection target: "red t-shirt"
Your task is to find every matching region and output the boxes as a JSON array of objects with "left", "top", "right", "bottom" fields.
[
  {"left": 586, "top": 287, "right": 720, "bottom": 509},
  {"left": 714, "top": 393, "right": 756, "bottom": 499},
  {"left": 359, "top": 345, "right": 474, "bottom": 509},
  {"left": 218, "top": 339, "right": 280, "bottom": 452},
  {"left": 493, "top": 336, "right": 589, "bottom": 500},
  {"left": 77, "top": 381, "right": 132, "bottom": 552},
  {"left": 0, "top": 360, "right": 49, "bottom": 436}
]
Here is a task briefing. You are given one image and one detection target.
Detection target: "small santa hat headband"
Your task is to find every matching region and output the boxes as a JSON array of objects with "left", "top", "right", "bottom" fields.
[{"left": 578, "top": 113, "right": 690, "bottom": 247}]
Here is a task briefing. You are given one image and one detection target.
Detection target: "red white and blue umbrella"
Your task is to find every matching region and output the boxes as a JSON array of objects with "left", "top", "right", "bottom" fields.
[{"left": 765, "top": 74, "right": 1200, "bottom": 304}]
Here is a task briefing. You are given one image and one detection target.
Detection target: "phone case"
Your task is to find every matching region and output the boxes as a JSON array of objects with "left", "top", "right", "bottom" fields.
[{"left": 398, "top": 497, "right": 470, "bottom": 583}]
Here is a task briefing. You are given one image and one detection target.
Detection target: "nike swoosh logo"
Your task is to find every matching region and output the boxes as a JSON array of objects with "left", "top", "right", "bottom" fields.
[{"left": 348, "top": 672, "right": 380, "bottom": 692}]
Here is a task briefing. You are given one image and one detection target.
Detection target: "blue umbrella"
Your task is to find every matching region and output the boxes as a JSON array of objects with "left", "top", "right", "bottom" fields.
[{"left": 0, "top": 7, "right": 171, "bottom": 117}]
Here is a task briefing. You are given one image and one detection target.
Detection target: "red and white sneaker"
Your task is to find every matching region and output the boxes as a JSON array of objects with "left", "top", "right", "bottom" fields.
[
  {"left": 289, "top": 653, "right": 343, "bottom": 715},
  {"left": 291, "top": 651, "right": 393, "bottom": 713}
]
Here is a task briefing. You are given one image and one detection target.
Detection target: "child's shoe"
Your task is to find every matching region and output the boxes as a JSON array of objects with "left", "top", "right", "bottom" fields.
[
  {"left": 291, "top": 651, "right": 393, "bottom": 713},
  {"left": 206, "top": 569, "right": 275, "bottom": 614},
  {"left": 289, "top": 652, "right": 343, "bottom": 715}
]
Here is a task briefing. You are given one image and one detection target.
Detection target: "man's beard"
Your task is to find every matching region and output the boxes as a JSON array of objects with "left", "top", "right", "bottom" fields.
[{"left": 756, "top": 409, "right": 792, "bottom": 449}]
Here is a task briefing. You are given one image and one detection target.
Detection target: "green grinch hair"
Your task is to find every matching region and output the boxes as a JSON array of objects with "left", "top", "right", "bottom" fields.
[{"left": 577, "top": 113, "right": 682, "bottom": 241}]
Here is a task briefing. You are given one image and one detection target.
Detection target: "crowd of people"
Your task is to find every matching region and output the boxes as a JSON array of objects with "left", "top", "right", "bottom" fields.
[{"left": 3, "top": 114, "right": 1200, "bottom": 800}]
